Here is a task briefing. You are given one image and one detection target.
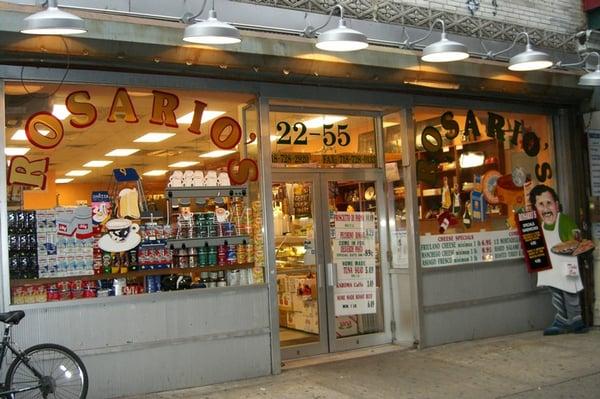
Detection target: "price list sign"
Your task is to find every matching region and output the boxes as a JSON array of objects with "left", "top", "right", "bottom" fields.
[
  {"left": 420, "top": 230, "right": 523, "bottom": 267},
  {"left": 332, "top": 212, "right": 377, "bottom": 316},
  {"left": 587, "top": 130, "right": 600, "bottom": 196},
  {"left": 516, "top": 211, "right": 551, "bottom": 273}
]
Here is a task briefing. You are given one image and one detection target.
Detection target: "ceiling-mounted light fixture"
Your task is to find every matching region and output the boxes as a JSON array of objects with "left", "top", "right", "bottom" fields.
[
  {"left": 486, "top": 32, "right": 552, "bottom": 71},
  {"left": 405, "top": 19, "right": 469, "bottom": 63},
  {"left": 556, "top": 52, "right": 600, "bottom": 87},
  {"left": 182, "top": 0, "right": 241, "bottom": 44},
  {"left": 21, "top": 0, "right": 86, "bottom": 35},
  {"left": 304, "top": 4, "right": 368, "bottom": 52}
]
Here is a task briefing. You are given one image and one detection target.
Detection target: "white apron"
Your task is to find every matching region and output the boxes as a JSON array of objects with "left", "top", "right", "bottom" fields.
[{"left": 537, "top": 220, "right": 583, "bottom": 293}]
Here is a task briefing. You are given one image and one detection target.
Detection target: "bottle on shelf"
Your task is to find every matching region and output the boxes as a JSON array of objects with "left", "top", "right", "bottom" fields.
[
  {"left": 441, "top": 176, "right": 452, "bottom": 210},
  {"left": 463, "top": 201, "right": 472, "bottom": 229},
  {"left": 452, "top": 177, "right": 461, "bottom": 216}
]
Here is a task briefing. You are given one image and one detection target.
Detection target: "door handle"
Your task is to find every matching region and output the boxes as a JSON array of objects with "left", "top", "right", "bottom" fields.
[{"left": 327, "top": 262, "right": 335, "bottom": 287}]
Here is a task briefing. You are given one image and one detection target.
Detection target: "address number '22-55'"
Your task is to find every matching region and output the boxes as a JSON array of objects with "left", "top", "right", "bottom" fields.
[{"left": 276, "top": 121, "right": 350, "bottom": 147}]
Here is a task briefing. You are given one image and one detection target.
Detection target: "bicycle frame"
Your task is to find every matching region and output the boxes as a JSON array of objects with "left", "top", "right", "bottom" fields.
[{"left": 0, "top": 324, "right": 46, "bottom": 397}]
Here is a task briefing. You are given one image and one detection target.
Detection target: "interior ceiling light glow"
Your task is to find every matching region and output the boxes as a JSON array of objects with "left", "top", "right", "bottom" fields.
[
  {"left": 105, "top": 149, "right": 140, "bottom": 157},
  {"left": 134, "top": 132, "right": 176, "bottom": 143},
  {"left": 11, "top": 129, "right": 50, "bottom": 141},
  {"left": 168, "top": 161, "right": 200, "bottom": 168},
  {"left": 83, "top": 160, "right": 113, "bottom": 167},
  {"left": 199, "top": 149, "right": 237, "bottom": 158},
  {"left": 303, "top": 115, "right": 347, "bottom": 128},
  {"left": 5, "top": 147, "right": 30, "bottom": 156},
  {"left": 403, "top": 79, "right": 460, "bottom": 90},
  {"left": 459, "top": 152, "right": 485, "bottom": 168},
  {"left": 52, "top": 104, "right": 70, "bottom": 120},
  {"left": 65, "top": 170, "right": 91, "bottom": 176},
  {"left": 143, "top": 170, "right": 169, "bottom": 176},
  {"left": 20, "top": 0, "right": 86, "bottom": 35},
  {"left": 176, "top": 110, "right": 225, "bottom": 124},
  {"left": 55, "top": 178, "right": 74, "bottom": 184}
]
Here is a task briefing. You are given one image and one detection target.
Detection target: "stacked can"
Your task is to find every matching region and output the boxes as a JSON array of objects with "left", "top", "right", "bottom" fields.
[
  {"left": 208, "top": 246, "right": 217, "bottom": 265},
  {"left": 193, "top": 212, "right": 218, "bottom": 239},
  {"left": 197, "top": 246, "right": 208, "bottom": 266},
  {"left": 188, "top": 247, "right": 197, "bottom": 268},
  {"left": 226, "top": 245, "right": 237, "bottom": 265},
  {"left": 236, "top": 244, "right": 247, "bottom": 264},
  {"left": 217, "top": 245, "right": 227, "bottom": 266},
  {"left": 252, "top": 200, "right": 264, "bottom": 283}
]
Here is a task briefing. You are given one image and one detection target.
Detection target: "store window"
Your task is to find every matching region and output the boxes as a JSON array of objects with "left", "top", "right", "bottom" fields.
[
  {"left": 413, "top": 106, "right": 554, "bottom": 267},
  {"left": 383, "top": 111, "right": 409, "bottom": 269},
  {"left": 4, "top": 82, "right": 263, "bottom": 304},
  {"left": 269, "top": 110, "right": 376, "bottom": 168}
]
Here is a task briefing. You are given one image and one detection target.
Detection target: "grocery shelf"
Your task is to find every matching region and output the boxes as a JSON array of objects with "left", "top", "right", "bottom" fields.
[
  {"left": 10, "top": 263, "right": 255, "bottom": 287},
  {"left": 165, "top": 186, "right": 247, "bottom": 199},
  {"left": 167, "top": 235, "right": 250, "bottom": 249}
]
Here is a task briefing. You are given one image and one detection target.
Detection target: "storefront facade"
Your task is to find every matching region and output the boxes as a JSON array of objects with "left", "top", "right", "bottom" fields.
[{"left": 0, "top": 1, "right": 593, "bottom": 398}]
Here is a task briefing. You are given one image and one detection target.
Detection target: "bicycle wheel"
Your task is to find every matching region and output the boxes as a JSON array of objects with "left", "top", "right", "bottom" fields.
[{"left": 5, "top": 343, "right": 88, "bottom": 399}]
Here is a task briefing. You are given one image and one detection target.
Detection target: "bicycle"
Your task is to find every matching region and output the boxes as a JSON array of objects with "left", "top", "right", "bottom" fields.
[{"left": 0, "top": 310, "right": 88, "bottom": 398}]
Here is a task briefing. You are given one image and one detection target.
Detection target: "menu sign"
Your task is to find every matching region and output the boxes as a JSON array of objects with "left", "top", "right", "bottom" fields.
[
  {"left": 587, "top": 130, "right": 600, "bottom": 196},
  {"left": 420, "top": 230, "right": 523, "bottom": 267},
  {"left": 332, "top": 212, "right": 377, "bottom": 316},
  {"left": 516, "top": 211, "right": 551, "bottom": 273}
]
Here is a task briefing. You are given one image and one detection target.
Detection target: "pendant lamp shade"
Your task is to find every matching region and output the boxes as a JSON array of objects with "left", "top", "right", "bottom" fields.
[
  {"left": 508, "top": 44, "right": 552, "bottom": 71},
  {"left": 21, "top": 2, "right": 86, "bottom": 35},
  {"left": 579, "top": 65, "right": 600, "bottom": 86},
  {"left": 183, "top": 9, "right": 240, "bottom": 44},
  {"left": 316, "top": 19, "right": 368, "bottom": 52},
  {"left": 421, "top": 32, "right": 469, "bottom": 62}
]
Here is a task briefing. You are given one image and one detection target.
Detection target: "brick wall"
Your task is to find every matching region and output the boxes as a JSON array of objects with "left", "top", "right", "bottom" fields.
[{"left": 395, "top": 0, "right": 585, "bottom": 34}]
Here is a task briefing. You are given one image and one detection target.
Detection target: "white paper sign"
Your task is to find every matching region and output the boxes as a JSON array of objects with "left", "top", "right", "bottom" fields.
[
  {"left": 587, "top": 130, "right": 600, "bottom": 197},
  {"left": 391, "top": 229, "right": 409, "bottom": 268},
  {"left": 333, "top": 212, "right": 377, "bottom": 316},
  {"left": 420, "top": 230, "right": 523, "bottom": 267}
]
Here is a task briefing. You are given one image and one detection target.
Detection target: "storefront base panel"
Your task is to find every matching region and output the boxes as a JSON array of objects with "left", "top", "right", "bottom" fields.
[
  {"left": 390, "top": 269, "right": 415, "bottom": 344},
  {"left": 83, "top": 332, "right": 271, "bottom": 398},
  {"left": 7, "top": 285, "right": 272, "bottom": 398},
  {"left": 420, "top": 260, "right": 554, "bottom": 347}
]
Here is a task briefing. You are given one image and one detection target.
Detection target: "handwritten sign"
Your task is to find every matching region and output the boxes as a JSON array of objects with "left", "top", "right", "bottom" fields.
[
  {"left": 420, "top": 230, "right": 523, "bottom": 267},
  {"left": 516, "top": 211, "right": 551, "bottom": 273},
  {"left": 332, "top": 212, "right": 377, "bottom": 316}
]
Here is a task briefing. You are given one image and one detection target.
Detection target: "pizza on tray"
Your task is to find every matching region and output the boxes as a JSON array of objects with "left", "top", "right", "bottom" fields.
[{"left": 551, "top": 239, "right": 595, "bottom": 256}]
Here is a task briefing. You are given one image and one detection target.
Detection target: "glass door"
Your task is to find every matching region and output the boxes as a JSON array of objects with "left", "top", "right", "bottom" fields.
[
  {"left": 273, "top": 170, "right": 391, "bottom": 360},
  {"left": 320, "top": 172, "right": 390, "bottom": 352},
  {"left": 272, "top": 173, "right": 328, "bottom": 359}
]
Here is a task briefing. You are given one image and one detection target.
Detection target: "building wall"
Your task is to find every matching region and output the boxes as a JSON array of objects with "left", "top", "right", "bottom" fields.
[
  {"left": 396, "top": 0, "right": 585, "bottom": 34},
  {"left": 233, "top": 0, "right": 586, "bottom": 48},
  {"left": 2, "top": 0, "right": 586, "bottom": 50}
]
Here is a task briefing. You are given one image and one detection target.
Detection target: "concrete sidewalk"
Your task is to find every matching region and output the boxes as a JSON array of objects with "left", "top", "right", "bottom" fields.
[{"left": 122, "top": 330, "right": 600, "bottom": 399}]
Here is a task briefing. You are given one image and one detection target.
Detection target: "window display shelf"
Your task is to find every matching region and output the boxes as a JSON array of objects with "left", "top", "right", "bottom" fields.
[
  {"left": 10, "top": 263, "right": 255, "bottom": 287},
  {"left": 276, "top": 235, "right": 307, "bottom": 245},
  {"left": 167, "top": 235, "right": 250, "bottom": 249},
  {"left": 165, "top": 186, "right": 247, "bottom": 199}
]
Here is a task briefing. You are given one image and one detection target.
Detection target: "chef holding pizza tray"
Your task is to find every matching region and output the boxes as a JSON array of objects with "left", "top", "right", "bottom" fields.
[{"left": 529, "top": 184, "right": 593, "bottom": 335}]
